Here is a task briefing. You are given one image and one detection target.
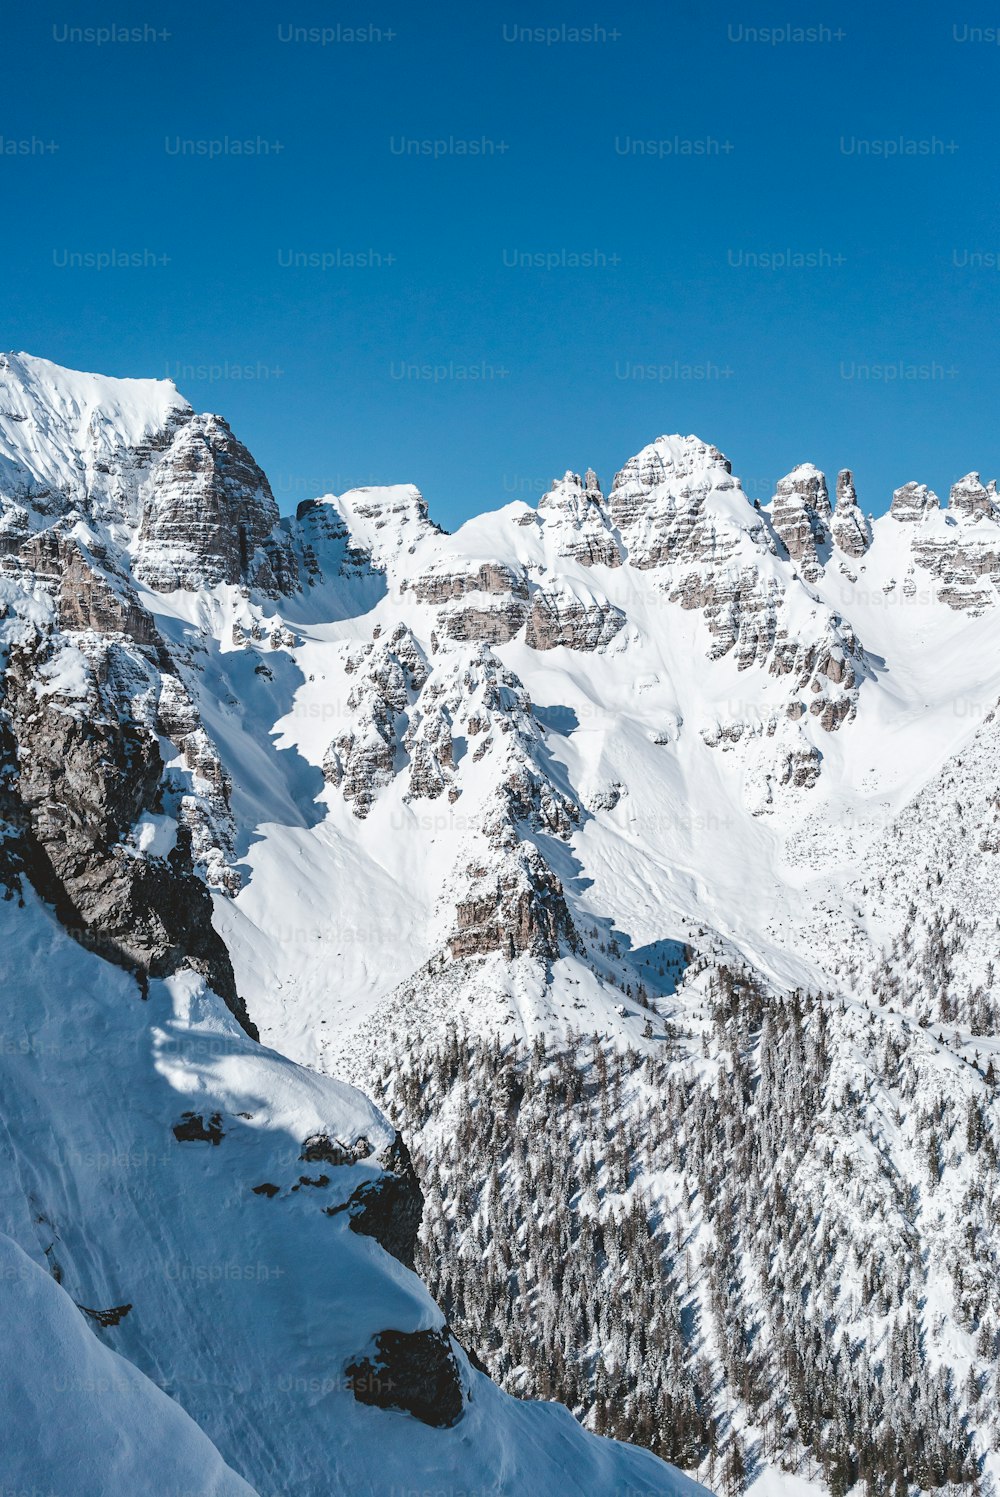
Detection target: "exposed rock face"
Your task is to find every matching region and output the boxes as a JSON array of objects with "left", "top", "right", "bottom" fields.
[
  {"left": 890, "top": 481, "right": 940, "bottom": 522},
  {"left": 0, "top": 498, "right": 32, "bottom": 552},
  {"left": 910, "top": 532, "right": 1000, "bottom": 613},
  {"left": 607, "top": 435, "right": 743, "bottom": 569},
  {"left": 948, "top": 471, "right": 997, "bottom": 522},
  {"left": 324, "top": 626, "right": 428, "bottom": 817},
  {"left": 525, "top": 582, "right": 626, "bottom": 651},
  {"left": 403, "top": 561, "right": 527, "bottom": 605},
  {"left": 672, "top": 564, "right": 785, "bottom": 668},
  {"left": 536, "top": 470, "right": 622, "bottom": 567},
  {"left": 346, "top": 1328, "right": 465, "bottom": 1428},
  {"left": 831, "top": 470, "right": 872, "bottom": 559},
  {"left": 450, "top": 839, "right": 578, "bottom": 962},
  {"left": 330, "top": 485, "right": 441, "bottom": 572},
  {"left": 295, "top": 498, "right": 373, "bottom": 586},
  {"left": 173, "top": 1111, "right": 226, "bottom": 1144},
  {"left": 155, "top": 672, "right": 239, "bottom": 893},
  {"left": 770, "top": 464, "right": 831, "bottom": 579},
  {"left": 770, "top": 615, "right": 866, "bottom": 731},
  {"left": 1, "top": 633, "right": 255, "bottom": 1036},
  {"left": 440, "top": 595, "right": 526, "bottom": 643},
  {"left": 135, "top": 414, "right": 297, "bottom": 594},
  {"left": 402, "top": 559, "right": 531, "bottom": 647},
  {"left": 884, "top": 476, "right": 1000, "bottom": 613},
  {"left": 330, "top": 1133, "right": 424, "bottom": 1269},
  {"left": 437, "top": 598, "right": 528, "bottom": 644},
  {"left": 58, "top": 543, "right": 162, "bottom": 644},
  {"left": 5, "top": 528, "right": 162, "bottom": 646},
  {"left": 402, "top": 690, "right": 458, "bottom": 803}
]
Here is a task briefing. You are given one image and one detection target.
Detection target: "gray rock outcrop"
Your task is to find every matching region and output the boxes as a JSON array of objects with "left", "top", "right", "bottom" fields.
[
  {"left": 1, "top": 632, "right": 255, "bottom": 1035},
  {"left": 889, "top": 482, "right": 940, "bottom": 523},
  {"left": 328, "top": 1133, "right": 424, "bottom": 1270},
  {"left": 536, "top": 470, "right": 622, "bottom": 567},
  {"left": 345, "top": 1327, "right": 465, "bottom": 1428},
  {"left": 831, "top": 470, "right": 872, "bottom": 559},
  {"left": 948, "top": 472, "right": 996, "bottom": 522},
  {"left": 525, "top": 584, "right": 626, "bottom": 651},
  {"left": 770, "top": 465, "right": 831, "bottom": 579}
]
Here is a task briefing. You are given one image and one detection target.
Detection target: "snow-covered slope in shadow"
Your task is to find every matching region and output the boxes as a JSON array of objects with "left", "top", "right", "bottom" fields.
[{"left": 0, "top": 884, "right": 702, "bottom": 1496}]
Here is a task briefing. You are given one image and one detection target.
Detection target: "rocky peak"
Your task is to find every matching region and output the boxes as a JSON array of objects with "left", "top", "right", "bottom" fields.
[
  {"left": 610, "top": 433, "right": 733, "bottom": 498},
  {"left": 607, "top": 435, "right": 749, "bottom": 569},
  {"left": 295, "top": 497, "right": 376, "bottom": 588},
  {"left": 0, "top": 354, "right": 299, "bottom": 600},
  {"left": 889, "top": 481, "right": 940, "bottom": 522},
  {"left": 598, "top": 440, "right": 864, "bottom": 755},
  {"left": 769, "top": 464, "right": 831, "bottom": 579},
  {"left": 536, "top": 470, "right": 621, "bottom": 567},
  {"left": 948, "top": 471, "right": 997, "bottom": 522},
  {"left": 831, "top": 469, "right": 872, "bottom": 559},
  {"left": 134, "top": 413, "right": 298, "bottom": 594},
  {"left": 328, "top": 485, "right": 441, "bottom": 573},
  {"left": 904, "top": 475, "right": 1000, "bottom": 612}
]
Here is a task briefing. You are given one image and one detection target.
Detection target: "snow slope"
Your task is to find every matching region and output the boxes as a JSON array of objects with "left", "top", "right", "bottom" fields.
[
  {"left": 0, "top": 883, "right": 701, "bottom": 1496},
  {"left": 0, "top": 1231, "right": 255, "bottom": 1497}
]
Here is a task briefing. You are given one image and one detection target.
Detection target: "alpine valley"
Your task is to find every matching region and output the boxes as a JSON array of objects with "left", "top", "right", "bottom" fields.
[{"left": 1, "top": 351, "right": 998, "bottom": 1497}]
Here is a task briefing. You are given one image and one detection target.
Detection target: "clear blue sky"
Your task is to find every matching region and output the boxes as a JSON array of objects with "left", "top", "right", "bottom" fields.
[{"left": 5, "top": 1, "right": 1000, "bottom": 527}]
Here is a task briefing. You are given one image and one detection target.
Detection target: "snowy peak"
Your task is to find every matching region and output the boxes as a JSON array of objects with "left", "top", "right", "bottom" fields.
[
  {"left": 0, "top": 351, "right": 190, "bottom": 521},
  {"left": 889, "top": 480, "right": 940, "bottom": 522},
  {"left": 0, "top": 350, "right": 190, "bottom": 453},
  {"left": 612, "top": 432, "right": 734, "bottom": 490},
  {"left": 324, "top": 483, "right": 440, "bottom": 572},
  {"left": 535, "top": 469, "right": 622, "bottom": 568},
  {"left": 948, "top": 470, "right": 998, "bottom": 522},
  {"left": 0, "top": 353, "right": 297, "bottom": 595},
  {"left": 607, "top": 434, "right": 753, "bottom": 569}
]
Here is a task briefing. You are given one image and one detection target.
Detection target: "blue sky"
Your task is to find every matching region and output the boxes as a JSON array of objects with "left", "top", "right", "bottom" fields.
[{"left": 5, "top": 1, "right": 1000, "bottom": 528}]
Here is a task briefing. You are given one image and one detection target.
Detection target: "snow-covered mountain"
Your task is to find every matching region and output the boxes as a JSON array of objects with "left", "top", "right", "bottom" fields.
[{"left": 1, "top": 352, "right": 998, "bottom": 1495}]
